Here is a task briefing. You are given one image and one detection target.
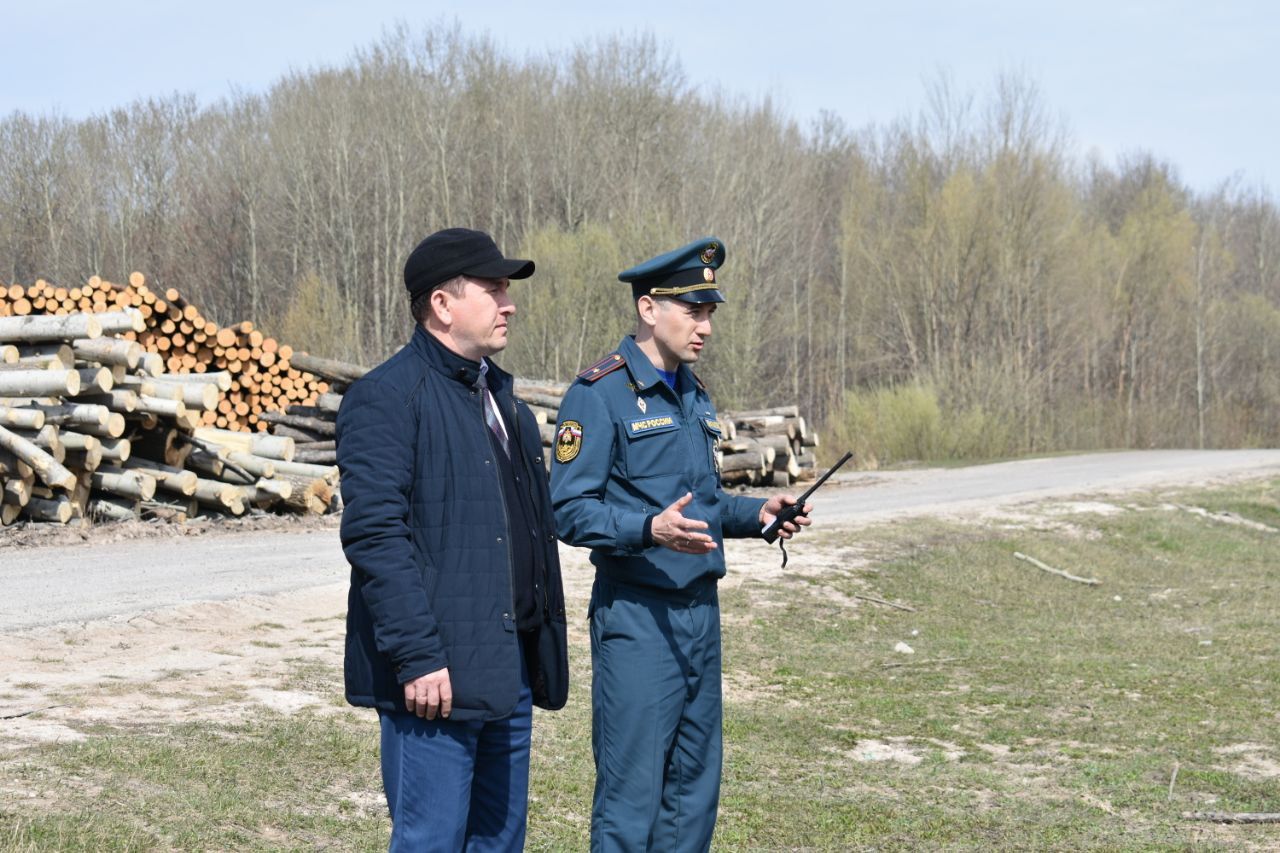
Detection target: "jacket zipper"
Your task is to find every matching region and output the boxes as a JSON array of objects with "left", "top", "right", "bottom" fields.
[{"left": 475, "top": 381, "right": 521, "bottom": 704}]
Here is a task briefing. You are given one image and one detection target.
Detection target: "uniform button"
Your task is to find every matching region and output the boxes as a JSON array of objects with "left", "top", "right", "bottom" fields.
[
  {"left": 503, "top": 611, "right": 510, "bottom": 619},
  {"left": 485, "top": 459, "right": 491, "bottom": 465},
  {"left": 496, "top": 536, "right": 503, "bottom": 542},
  {"left": 546, "top": 533, "right": 555, "bottom": 542}
]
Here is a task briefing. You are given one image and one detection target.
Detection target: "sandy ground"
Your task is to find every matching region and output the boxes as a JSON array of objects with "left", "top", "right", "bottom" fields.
[
  {"left": 0, "top": 583, "right": 353, "bottom": 749},
  {"left": 0, "top": 545, "right": 598, "bottom": 755}
]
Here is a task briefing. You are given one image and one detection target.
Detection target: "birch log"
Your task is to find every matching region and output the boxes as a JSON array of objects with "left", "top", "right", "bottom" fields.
[
  {"left": 73, "top": 338, "right": 142, "bottom": 369},
  {"left": 0, "top": 313, "right": 102, "bottom": 342},
  {"left": 0, "top": 406, "right": 45, "bottom": 430},
  {"left": 0, "top": 423, "right": 76, "bottom": 490},
  {"left": 124, "top": 458, "right": 198, "bottom": 495},
  {"left": 0, "top": 370, "right": 81, "bottom": 397}
]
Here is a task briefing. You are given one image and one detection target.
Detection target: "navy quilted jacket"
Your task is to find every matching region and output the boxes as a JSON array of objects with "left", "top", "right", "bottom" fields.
[{"left": 337, "top": 325, "right": 567, "bottom": 720}]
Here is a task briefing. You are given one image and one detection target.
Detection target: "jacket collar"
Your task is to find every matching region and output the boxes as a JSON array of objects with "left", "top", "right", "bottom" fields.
[
  {"left": 410, "top": 324, "right": 512, "bottom": 393},
  {"left": 618, "top": 334, "right": 694, "bottom": 396}
]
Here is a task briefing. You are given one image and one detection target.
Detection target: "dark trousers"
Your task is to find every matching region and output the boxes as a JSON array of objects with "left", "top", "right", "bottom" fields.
[
  {"left": 589, "top": 577, "right": 722, "bottom": 853},
  {"left": 377, "top": 650, "right": 532, "bottom": 852}
]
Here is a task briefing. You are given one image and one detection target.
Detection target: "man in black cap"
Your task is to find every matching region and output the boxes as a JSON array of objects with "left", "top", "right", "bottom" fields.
[{"left": 338, "top": 228, "right": 568, "bottom": 851}]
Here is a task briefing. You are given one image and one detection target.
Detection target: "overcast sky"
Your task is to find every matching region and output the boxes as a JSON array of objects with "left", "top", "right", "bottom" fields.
[{"left": 3, "top": 1, "right": 1275, "bottom": 193}]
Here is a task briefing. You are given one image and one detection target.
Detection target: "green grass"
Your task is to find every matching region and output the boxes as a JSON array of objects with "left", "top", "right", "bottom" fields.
[
  {"left": 1, "top": 714, "right": 387, "bottom": 851},
  {"left": 2, "top": 479, "right": 1277, "bottom": 850}
]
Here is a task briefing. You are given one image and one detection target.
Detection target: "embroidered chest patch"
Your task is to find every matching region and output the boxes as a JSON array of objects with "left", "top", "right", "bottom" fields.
[
  {"left": 555, "top": 420, "right": 583, "bottom": 463},
  {"left": 626, "top": 415, "right": 678, "bottom": 437}
]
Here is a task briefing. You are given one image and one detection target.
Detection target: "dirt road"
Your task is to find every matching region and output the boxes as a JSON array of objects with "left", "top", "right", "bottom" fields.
[
  {"left": 0, "top": 448, "right": 1276, "bottom": 756},
  {"left": 2, "top": 449, "right": 1277, "bottom": 632},
  {"left": 813, "top": 448, "right": 1280, "bottom": 525}
]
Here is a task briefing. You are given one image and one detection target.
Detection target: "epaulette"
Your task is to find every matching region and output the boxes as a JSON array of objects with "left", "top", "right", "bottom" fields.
[
  {"left": 578, "top": 352, "right": 626, "bottom": 382},
  {"left": 692, "top": 370, "right": 708, "bottom": 391}
]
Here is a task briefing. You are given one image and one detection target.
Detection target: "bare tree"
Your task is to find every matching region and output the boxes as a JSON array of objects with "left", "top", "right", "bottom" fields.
[{"left": 0, "top": 26, "right": 1276, "bottom": 454}]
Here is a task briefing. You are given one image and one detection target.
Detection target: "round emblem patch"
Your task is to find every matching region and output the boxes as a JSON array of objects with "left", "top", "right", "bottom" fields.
[
  {"left": 555, "top": 420, "right": 583, "bottom": 463},
  {"left": 700, "top": 242, "right": 718, "bottom": 264}
]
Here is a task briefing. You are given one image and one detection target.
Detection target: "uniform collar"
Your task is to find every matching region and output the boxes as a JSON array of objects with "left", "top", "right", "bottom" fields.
[{"left": 618, "top": 335, "right": 695, "bottom": 395}]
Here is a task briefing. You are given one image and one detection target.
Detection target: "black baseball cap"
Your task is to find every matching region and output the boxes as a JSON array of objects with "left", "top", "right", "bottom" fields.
[{"left": 404, "top": 228, "right": 535, "bottom": 299}]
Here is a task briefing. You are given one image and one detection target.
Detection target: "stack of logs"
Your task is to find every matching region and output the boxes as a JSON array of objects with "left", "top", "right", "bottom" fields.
[
  {"left": 1, "top": 275, "right": 332, "bottom": 432},
  {"left": 276, "top": 361, "right": 820, "bottom": 487},
  {"left": 0, "top": 309, "right": 340, "bottom": 526},
  {"left": 711, "top": 405, "right": 820, "bottom": 487},
  {"left": 255, "top": 353, "right": 367, "bottom": 466}
]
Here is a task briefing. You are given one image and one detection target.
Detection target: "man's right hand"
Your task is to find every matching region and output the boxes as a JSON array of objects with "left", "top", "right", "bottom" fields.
[
  {"left": 650, "top": 492, "right": 718, "bottom": 554},
  {"left": 404, "top": 667, "right": 452, "bottom": 719}
]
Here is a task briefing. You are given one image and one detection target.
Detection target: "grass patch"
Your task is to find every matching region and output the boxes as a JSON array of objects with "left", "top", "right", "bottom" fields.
[
  {"left": 277, "top": 659, "right": 343, "bottom": 697},
  {"left": 2, "top": 479, "right": 1277, "bottom": 849},
  {"left": 1, "top": 713, "right": 387, "bottom": 851},
  {"left": 301, "top": 613, "right": 346, "bottom": 624},
  {"left": 707, "top": 479, "right": 1280, "bottom": 848}
]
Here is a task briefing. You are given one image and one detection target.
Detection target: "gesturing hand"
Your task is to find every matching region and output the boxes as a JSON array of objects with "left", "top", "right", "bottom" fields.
[
  {"left": 650, "top": 492, "right": 718, "bottom": 554},
  {"left": 404, "top": 667, "right": 452, "bottom": 719}
]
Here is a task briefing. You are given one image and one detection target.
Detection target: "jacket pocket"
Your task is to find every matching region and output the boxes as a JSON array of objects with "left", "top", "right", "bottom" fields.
[
  {"left": 699, "top": 416, "right": 723, "bottom": 483},
  {"left": 622, "top": 415, "right": 684, "bottom": 478}
]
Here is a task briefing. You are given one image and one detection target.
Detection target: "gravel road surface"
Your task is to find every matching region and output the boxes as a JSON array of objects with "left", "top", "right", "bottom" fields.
[{"left": 2, "top": 449, "right": 1276, "bottom": 631}]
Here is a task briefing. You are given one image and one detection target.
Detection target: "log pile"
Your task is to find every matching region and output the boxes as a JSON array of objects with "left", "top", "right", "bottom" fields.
[
  {"left": 716, "top": 405, "right": 820, "bottom": 487},
  {"left": 0, "top": 275, "right": 333, "bottom": 432},
  {"left": 264, "top": 352, "right": 367, "bottom": 467},
  {"left": 5, "top": 274, "right": 827, "bottom": 508},
  {"left": 497, "top": 383, "right": 822, "bottom": 486},
  {"left": 0, "top": 299, "right": 339, "bottom": 526},
  {"left": 276, "top": 366, "right": 821, "bottom": 487}
]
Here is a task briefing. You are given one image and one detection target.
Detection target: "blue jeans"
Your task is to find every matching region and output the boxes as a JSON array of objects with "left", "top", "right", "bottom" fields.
[{"left": 378, "top": 648, "right": 533, "bottom": 852}]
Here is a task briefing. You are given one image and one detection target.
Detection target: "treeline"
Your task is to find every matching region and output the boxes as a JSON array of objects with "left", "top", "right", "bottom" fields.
[{"left": 2, "top": 25, "right": 1277, "bottom": 457}]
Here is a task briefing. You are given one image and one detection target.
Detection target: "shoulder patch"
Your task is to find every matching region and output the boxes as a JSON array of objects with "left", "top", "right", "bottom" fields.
[
  {"left": 555, "top": 420, "right": 583, "bottom": 463},
  {"left": 578, "top": 352, "right": 626, "bottom": 382}
]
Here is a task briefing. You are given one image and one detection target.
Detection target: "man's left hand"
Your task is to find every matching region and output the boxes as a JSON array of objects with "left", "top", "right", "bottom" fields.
[{"left": 759, "top": 494, "right": 813, "bottom": 539}]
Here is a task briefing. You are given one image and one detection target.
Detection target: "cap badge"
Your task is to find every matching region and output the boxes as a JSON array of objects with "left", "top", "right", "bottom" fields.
[
  {"left": 700, "top": 243, "right": 718, "bottom": 264},
  {"left": 703, "top": 267, "right": 715, "bottom": 282}
]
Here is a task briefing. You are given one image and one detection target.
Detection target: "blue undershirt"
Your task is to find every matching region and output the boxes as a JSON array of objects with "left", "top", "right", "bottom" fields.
[{"left": 656, "top": 368, "right": 678, "bottom": 389}]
